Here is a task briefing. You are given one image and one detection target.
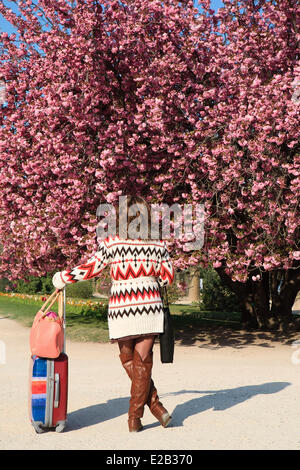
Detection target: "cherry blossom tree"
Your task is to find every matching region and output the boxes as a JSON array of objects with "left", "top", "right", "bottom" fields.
[
  {"left": 201, "top": 0, "right": 300, "bottom": 328},
  {"left": 0, "top": 0, "right": 299, "bottom": 328}
]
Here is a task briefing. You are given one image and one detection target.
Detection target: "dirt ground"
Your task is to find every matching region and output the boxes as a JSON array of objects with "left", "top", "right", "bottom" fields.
[{"left": 1, "top": 315, "right": 300, "bottom": 450}]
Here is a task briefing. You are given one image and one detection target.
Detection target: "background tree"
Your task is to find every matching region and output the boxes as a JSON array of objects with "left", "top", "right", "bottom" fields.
[
  {"left": 199, "top": 266, "right": 243, "bottom": 313},
  {"left": 204, "top": 0, "right": 300, "bottom": 328},
  {"left": 0, "top": 0, "right": 299, "bottom": 329}
]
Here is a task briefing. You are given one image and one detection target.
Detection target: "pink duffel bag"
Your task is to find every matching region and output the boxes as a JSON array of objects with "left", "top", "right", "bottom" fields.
[{"left": 30, "top": 289, "right": 64, "bottom": 359}]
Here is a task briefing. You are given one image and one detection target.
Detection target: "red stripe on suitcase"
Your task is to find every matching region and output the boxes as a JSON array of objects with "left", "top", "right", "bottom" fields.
[{"left": 32, "top": 380, "right": 47, "bottom": 394}]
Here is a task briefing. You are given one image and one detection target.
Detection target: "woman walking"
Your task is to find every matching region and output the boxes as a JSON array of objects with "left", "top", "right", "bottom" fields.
[{"left": 52, "top": 195, "right": 175, "bottom": 432}]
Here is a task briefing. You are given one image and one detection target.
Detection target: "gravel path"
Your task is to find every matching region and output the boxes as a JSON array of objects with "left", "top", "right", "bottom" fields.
[{"left": 1, "top": 315, "right": 300, "bottom": 450}]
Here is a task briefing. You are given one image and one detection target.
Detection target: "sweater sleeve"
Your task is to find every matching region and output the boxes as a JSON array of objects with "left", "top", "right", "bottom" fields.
[
  {"left": 156, "top": 241, "right": 174, "bottom": 288},
  {"left": 52, "top": 239, "right": 112, "bottom": 288}
]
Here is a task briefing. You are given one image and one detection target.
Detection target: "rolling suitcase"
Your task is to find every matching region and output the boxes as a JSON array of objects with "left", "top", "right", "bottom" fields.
[{"left": 29, "top": 287, "right": 68, "bottom": 433}]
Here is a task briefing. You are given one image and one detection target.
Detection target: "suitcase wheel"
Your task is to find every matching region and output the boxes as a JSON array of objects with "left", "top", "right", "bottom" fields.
[
  {"left": 32, "top": 422, "right": 45, "bottom": 434},
  {"left": 55, "top": 421, "right": 67, "bottom": 433}
]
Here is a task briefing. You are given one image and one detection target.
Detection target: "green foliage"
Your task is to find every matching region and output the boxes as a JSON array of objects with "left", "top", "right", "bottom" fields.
[
  {"left": 40, "top": 274, "right": 55, "bottom": 294},
  {"left": 13, "top": 274, "right": 93, "bottom": 298},
  {"left": 15, "top": 275, "right": 43, "bottom": 294},
  {"left": 199, "top": 267, "right": 242, "bottom": 313},
  {"left": 76, "top": 302, "right": 108, "bottom": 319},
  {"left": 65, "top": 280, "right": 93, "bottom": 299},
  {"left": 13, "top": 273, "right": 55, "bottom": 294},
  {"left": 0, "top": 277, "right": 13, "bottom": 292}
]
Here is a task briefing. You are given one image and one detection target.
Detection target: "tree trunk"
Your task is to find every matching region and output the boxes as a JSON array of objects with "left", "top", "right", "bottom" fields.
[
  {"left": 216, "top": 266, "right": 258, "bottom": 328},
  {"left": 269, "top": 269, "right": 299, "bottom": 327},
  {"left": 215, "top": 266, "right": 300, "bottom": 330},
  {"left": 188, "top": 267, "right": 200, "bottom": 303},
  {"left": 251, "top": 271, "right": 274, "bottom": 328}
]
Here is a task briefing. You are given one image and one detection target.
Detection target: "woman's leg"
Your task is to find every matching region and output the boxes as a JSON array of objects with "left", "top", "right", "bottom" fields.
[
  {"left": 119, "top": 336, "right": 172, "bottom": 430},
  {"left": 134, "top": 336, "right": 155, "bottom": 361},
  {"left": 128, "top": 337, "right": 154, "bottom": 432},
  {"left": 118, "top": 338, "right": 135, "bottom": 380},
  {"left": 118, "top": 336, "right": 154, "bottom": 380},
  {"left": 118, "top": 336, "right": 155, "bottom": 381},
  {"left": 134, "top": 336, "right": 172, "bottom": 428},
  {"left": 118, "top": 338, "right": 135, "bottom": 355}
]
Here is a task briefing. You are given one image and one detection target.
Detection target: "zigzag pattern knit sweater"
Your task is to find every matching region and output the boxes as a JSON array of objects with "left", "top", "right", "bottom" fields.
[{"left": 54, "top": 235, "right": 175, "bottom": 340}]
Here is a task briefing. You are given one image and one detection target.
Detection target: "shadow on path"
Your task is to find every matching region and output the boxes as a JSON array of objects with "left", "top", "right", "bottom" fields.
[
  {"left": 174, "top": 323, "right": 300, "bottom": 349},
  {"left": 66, "top": 396, "right": 129, "bottom": 432},
  {"left": 166, "top": 382, "right": 290, "bottom": 427},
  {"left": 66, "top": 382, "right": 290, "bottom": 431}
]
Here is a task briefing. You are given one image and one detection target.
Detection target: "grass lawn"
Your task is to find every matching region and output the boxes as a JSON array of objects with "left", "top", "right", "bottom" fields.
[
  {"left": 0, "top": 295, "right": 110, "bottom": 342},
  {"left": 0, "top": 294, "right": 241, "bottom": 344}
]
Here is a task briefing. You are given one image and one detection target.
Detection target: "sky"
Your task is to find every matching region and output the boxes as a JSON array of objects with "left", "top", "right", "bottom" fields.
[{"left": 0, "top": 1, "right": 225, "bottom": 34}]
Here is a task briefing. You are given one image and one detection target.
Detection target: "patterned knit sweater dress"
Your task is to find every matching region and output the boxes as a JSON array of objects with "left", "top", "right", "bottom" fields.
[{"left": 52, "top": 235, "right": 175, "bottom": 341}]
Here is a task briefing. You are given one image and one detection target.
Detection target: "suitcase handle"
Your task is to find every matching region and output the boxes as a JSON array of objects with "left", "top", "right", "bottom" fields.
[{"left": 54, "top": 373, "right": 60, "bottom": 408}]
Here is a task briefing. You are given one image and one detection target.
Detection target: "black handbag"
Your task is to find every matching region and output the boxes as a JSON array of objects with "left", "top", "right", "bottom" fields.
[{"left": 159, "top": 285, "right": 174, "bottom": 363}]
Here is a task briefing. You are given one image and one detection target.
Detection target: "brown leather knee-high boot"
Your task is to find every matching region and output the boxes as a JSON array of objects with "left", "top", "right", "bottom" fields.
[
  {"left": 128, "top": 349, "right": 153, "bottom": 432},
  {"left": 119, "top": 352, "right": 133, "bottom": 380},
  {"left": 119, "top": 351, "right": 172, "bottom": 428}
]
